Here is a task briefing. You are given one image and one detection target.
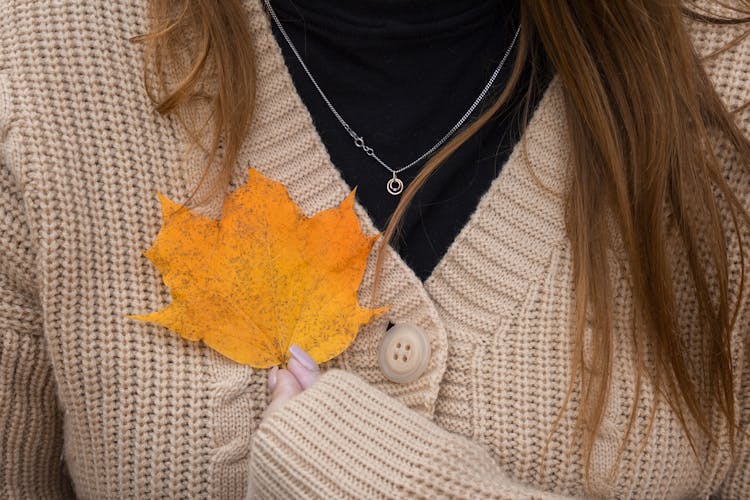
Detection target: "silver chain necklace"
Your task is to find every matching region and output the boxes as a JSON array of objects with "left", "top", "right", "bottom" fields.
[{"left": 263, "top": 0, "right": 521, "bottom": 196}]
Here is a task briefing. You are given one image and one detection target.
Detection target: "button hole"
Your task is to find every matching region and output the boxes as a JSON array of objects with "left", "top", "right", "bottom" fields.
[
  {"left": 393, "top": 353, "right": 398, "bottom": 360},
  {"left": 405, "top": 344, "right": 411, "bottom": 350},
  {"left": 396, "top": 342, "right": 401, "bottom": 348},
  {"left": 402, "top": 355, "right": 408, "bottom": 362}
]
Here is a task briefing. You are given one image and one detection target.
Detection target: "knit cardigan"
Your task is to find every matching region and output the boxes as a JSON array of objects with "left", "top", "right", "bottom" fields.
[{"left": 1, "top": 0, "right": 749, "bottom": 498}]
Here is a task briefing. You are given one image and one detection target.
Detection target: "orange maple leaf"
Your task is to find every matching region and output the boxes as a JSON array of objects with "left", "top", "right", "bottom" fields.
[{"left": 129, "top": 168, "right": 388, "bottom": 368}]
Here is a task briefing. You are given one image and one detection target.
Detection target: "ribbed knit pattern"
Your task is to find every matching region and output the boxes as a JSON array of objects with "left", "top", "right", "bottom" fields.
[
  {"left": 1, "top": 0, "right": 749, "bottom": 498},
  {"left": 248, "top": 369, "right": 570, "bottom": 499}
]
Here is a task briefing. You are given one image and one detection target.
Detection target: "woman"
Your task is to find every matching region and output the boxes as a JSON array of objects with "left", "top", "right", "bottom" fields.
[{"left": 1, "top": 0, "right": 749, "bottom": 498}]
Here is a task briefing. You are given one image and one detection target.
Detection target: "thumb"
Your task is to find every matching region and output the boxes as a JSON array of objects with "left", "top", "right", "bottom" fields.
[{"left": 262, "top": 369, "right": 302, "bottom": 420}]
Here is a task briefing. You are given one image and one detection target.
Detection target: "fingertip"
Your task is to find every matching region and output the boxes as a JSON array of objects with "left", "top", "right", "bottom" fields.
[{"left": 267, "top": 365, "right": 279, "bottom": 393}]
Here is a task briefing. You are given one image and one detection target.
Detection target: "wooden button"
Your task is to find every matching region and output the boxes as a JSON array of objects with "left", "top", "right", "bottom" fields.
[{"left": 378, "top": 323, "right": 430, "bottom": 383}]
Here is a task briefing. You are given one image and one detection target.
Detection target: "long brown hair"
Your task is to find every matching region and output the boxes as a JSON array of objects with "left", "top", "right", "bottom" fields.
[{"left": 134, "top": 0, "right": 750, "bottom": 481}]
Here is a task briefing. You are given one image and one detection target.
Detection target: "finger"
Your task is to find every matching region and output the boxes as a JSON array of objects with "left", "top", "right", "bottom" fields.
[
  {"left": 267, "top": 365, "right": 279, "bottom": 393},
  {"left": 287, "top": 345, "right": 321, "bottom": 390},
  {"left": 271, "top": 369, "right": 302, "bottom": 401},
  {"left": 262, "top": 369, "right": 302, "bottom": 420},
  {"left": 287, "top": 357, "right": 321, "bottom": 390}
]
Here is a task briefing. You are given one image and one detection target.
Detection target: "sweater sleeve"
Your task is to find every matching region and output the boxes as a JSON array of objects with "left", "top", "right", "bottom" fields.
[
  {"left": 247, "top": 368, "right": 571, "bottom": 499},
  {"left": 0, "top": 160, "right": 75, "bottom": 498}
]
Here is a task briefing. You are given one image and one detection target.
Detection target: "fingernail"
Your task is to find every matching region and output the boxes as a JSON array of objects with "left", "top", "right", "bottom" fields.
[
  {"left": 268, "top": 366, "right": 278, "bottom": 392},
  {"left": 289, "top": 345, "right": 319, "bottom": 372}
]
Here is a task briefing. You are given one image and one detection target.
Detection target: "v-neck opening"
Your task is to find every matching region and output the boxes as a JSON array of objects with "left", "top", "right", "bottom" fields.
[{"left": 253, "top": 0, "right": 561, "bottom": 290}]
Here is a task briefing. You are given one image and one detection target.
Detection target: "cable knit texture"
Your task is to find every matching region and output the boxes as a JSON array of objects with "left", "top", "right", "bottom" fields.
[{"left": 0, "top": 0, "right": 749, "bottom": 498}]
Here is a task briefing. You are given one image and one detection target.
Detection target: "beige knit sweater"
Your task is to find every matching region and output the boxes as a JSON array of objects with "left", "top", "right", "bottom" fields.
[{"left": 1, "top": 0, "right": 749, "bottom": 498}]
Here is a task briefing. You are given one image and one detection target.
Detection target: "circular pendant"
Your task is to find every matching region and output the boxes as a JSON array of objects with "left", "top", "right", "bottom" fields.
[{"left": 386, "top": 175, "right": 404, "bottom": 196}]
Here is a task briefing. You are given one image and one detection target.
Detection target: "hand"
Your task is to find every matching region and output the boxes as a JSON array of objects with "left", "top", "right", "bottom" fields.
[{"left": 261, "top": 345, "right": 321, "bottom": 421}]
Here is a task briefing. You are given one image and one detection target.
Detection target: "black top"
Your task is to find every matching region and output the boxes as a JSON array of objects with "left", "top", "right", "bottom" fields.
[{"left": 267, "top": 0, "right": 551, "bottom": 281}]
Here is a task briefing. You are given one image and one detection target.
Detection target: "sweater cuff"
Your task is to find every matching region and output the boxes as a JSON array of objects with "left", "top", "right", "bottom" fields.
[{"left": 247, "top": 368, "right": 566, "bottom": 499}]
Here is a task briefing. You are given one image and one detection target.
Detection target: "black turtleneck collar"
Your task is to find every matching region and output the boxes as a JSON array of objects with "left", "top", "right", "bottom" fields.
[{"left": 269, "top": 0, "right": 519, "bottom": 41}]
